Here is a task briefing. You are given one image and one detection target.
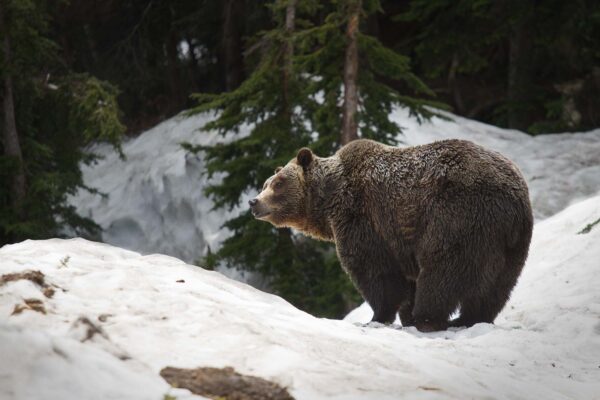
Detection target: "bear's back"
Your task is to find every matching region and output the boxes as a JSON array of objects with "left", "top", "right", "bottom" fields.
[
  {"left": 337, "top": 138, "right": 528, "bottom": 198},
  {"left": 414, "top": 139, "right": 528, "bottom": 194}
]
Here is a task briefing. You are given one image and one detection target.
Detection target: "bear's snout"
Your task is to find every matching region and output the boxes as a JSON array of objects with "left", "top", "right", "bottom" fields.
[
  {"left": 249, "top": 198, "right": 270, "bottom": 219},
  {"left": 248, "top": 198, "right": 259, "bottom": 216}
]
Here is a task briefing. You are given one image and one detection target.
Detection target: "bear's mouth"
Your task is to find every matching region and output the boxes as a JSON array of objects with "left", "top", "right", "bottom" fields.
[{"left": 251, "top": 210, "right": 271, "bottom": 219}]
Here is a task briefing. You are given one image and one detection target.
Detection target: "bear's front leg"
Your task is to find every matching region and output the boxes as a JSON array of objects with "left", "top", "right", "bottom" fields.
[
  {"left": 335, "top": 225, "right": 413, "bottom": 325},
  {"left": 398, "top": 281, "right": 416, "bottom": 327},
  {"left": 364, "top": 275, "right": 410, "bottom": 324}
]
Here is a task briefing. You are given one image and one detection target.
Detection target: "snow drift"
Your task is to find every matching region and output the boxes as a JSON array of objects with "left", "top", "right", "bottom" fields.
[
  {"left": 2, "top": 194, "right": 599, "bottom": 399},
  {"left": 70, "top": 115, "right": 237, "bottom": 264},
  {"left": 69, "top": 109, "right": 600, "bottom": 264}
]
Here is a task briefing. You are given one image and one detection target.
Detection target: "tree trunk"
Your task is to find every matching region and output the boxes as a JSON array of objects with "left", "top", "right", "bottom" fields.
[
  {"left": 340, "top": 0, "right": 360, "bottom": 146},
  {"left": 282, "top": 0, "right": 296, "bottom": 117},
  {"left": 222, "top": 0, "right": 244, "bottom": 91},
  {"left": 166, "top": 29, "right": 184, "bottom": 111},
  {"left": 448, "top": 53, "right": 465, "bottom": 115},
  {"left": 507, "top": 2, "right": 534, "bottom": 131},
  {"left": 0, "top": 2, "right": 26, "bottom": 212}
]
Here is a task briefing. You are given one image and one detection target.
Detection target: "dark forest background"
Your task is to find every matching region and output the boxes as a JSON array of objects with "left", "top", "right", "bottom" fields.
[{"left": 1, "top": 0, "right": 599, "bottom": 317}]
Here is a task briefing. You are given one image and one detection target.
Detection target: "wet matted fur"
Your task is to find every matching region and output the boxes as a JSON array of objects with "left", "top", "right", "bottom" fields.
[{"left": 250, "top": 139, "right": 533, "bottom": 332}]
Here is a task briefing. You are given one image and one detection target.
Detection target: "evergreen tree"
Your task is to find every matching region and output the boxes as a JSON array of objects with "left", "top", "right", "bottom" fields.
[
  {"left": 187, "top": 0, "right": 350, "bottom": 316},
  {"left": 0, "top": 0, "right": 25, "bottom": 216},
  {"left": 296, "top": 0, "right": 443, "bottom": 152},
  {"left": 40, "top": 0, "right": 600, "bottom": 135},
  {"left": 187, "top": 0, "right": 441, "bottom": 318},
  {"left": 398, "top": 0, "right": 600, "bottom": 133},
  {"left": 0, "top": 0, "right": 124, "bottom": 245}
]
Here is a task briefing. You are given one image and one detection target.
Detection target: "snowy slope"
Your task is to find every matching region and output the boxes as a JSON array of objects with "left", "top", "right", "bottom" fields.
[
  {"left": 2, "top": 195, "right": 600, "bottom": 400},
  {"left": 70, "top": 114, "right": 240, "bottom": 264},
  {"left": 0, "top": 323, "right": 173, "bottom": 400},
  {"left": 69, "top": 109, "right": 600, "bottom": 264}
]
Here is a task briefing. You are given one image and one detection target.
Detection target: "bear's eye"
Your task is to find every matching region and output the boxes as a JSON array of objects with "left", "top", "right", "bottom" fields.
[{"left": 274, "top": 180, "right": 284, "bottom": 189}]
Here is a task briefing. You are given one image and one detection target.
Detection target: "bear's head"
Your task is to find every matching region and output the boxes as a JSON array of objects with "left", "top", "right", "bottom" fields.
[{"left": 248, "top": 148, "right": 314, "bottom": 230}]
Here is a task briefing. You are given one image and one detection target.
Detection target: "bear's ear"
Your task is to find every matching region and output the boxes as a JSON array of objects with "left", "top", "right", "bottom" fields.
[
  {"left": 296, "top": 148, "right": 313, "bottom": 169},
  {"left": 274, "top": 166, "right": 283, "bottom": 174}
]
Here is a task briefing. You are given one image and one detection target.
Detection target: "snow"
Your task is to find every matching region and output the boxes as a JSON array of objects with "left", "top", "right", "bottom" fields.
[
  {"left": 71, "top": 114, "right": 234, "bottom": 263},
  {"left": 2, "top": 193, "right": 600, "bottom": 399},
  {"left": 69, "top": 109, "right": 600, "bottom": 265},
  {"left": 69, "top": 114, "right": 261, "bottom": 285},
  {"left": 0, "top": 323, "right": 170, "bottom": 400}
]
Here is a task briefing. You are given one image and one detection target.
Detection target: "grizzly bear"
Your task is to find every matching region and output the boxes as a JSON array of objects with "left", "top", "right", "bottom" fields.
[{"left": 249, "top": 139, "right": 533, "bottom": 332}]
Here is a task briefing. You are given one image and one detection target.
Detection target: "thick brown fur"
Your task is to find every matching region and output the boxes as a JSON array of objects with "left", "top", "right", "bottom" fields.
[{"left": 250, "top": 139, "right": 533, "bottom": 332}]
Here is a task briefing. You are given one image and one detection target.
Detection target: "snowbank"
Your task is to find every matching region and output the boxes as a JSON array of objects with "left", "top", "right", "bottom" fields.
[
  {"left": 70, "top": 114, "right": 235, "bottom": 264},
  {"left": 0, "top": 323, "right": 170, "bottom": 400},
  {"left": 2, "top": 194, "right": 599, "bottom": 399},
  {"left": 69, "top": 109, "right": 600, "bottom": 264}
]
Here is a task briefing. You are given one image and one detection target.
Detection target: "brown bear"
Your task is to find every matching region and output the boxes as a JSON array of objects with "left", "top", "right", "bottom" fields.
[{"left": 249, "top": 139, "right": 533, "bottom": 332}]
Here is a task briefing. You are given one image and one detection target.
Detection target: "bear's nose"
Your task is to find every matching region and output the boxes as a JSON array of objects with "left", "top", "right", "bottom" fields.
[{"left": 248, "top": 198, "right": 258, "bottom": 207}]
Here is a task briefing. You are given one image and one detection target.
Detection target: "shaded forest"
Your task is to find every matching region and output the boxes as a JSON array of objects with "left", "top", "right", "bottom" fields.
[
  {"left": 45, "top": 0, "right": 600, "bottom": 134},
  {"left": 1, "top": 0, "right": 599, "bottom": 317}
]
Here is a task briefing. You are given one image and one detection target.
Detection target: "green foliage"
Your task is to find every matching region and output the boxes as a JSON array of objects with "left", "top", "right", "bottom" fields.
[
  {"left": 65, "top": 75, "right": 125, "bottom": 151},
  {"left": 397, "top": 0, "right": 501, "bottom": 78},
  {"left": 22, "top": 0, "right": 597, "bottom": 135},
  {"left": 577, "top": 217, "right": 600, "bottom": 235},
  {"left": 398, "top": 0, "right": 600, "bottom": 132},
  {"left": 188, "top": 0, "right": 437, "bottom": 318},
  {"left": 0, "top": 0, "right": 124, "bottom": 244},
  {"left": 1, "top": 76, "right": 125, "bottom": 242}
]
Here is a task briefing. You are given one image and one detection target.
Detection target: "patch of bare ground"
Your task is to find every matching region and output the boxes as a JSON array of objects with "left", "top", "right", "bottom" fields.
[
  {"left": 2, "top": 270, "right": 63, "bottom": 316},
  {"left": 0, "top": 270, "right": 56, "bottom": 298},
  {"left": 73, "top": 316, "right": 109, "bottom": 342},
  {"left": 160, "top": 366, "right": 295, "bottom": 400},
  {"left": 12, "top": 298, "right": 46, "bottom": 315}
]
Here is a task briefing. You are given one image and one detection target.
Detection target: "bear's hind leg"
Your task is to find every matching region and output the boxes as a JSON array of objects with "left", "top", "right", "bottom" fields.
[
  {"left": 451, "top": 290, "right": 507, "bottom": 327},
  {"left": 451, "top": 266, "right": 521, "bottom": 327},
  {"left": 450, "top": 297, "right": 491, "bottom": 328}
]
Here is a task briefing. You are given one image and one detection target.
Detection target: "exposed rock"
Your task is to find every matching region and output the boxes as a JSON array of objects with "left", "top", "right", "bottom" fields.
[{"left": 160, "top": 366, "right": 294, "bottom": 400}]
